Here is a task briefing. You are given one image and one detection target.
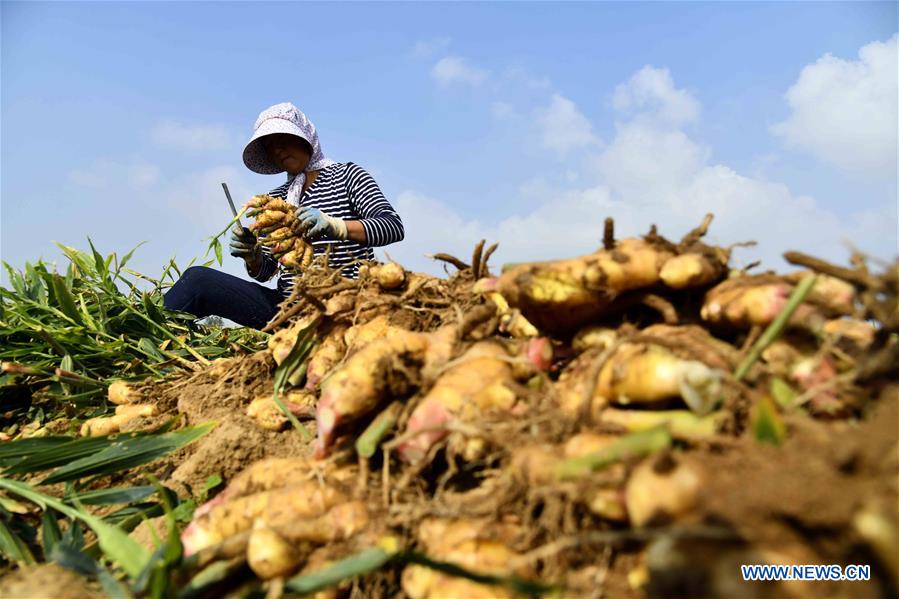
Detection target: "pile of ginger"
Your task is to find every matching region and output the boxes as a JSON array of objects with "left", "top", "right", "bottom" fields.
[{"left": 123, "top": 206, "right": 899, "bottom": 597}]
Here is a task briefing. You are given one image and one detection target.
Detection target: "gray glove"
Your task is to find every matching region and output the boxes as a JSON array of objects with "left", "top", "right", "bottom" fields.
[
  {"left": 296, "top": 206, "right": 348, "bottom": 240},
  {"left": 229, "top": 225, "right": 258, "bottom": 260}
]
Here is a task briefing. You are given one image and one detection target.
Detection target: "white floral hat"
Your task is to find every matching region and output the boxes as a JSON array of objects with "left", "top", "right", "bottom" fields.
[{"left": 242, "top": 102, "right": 333, "bottom": 175}]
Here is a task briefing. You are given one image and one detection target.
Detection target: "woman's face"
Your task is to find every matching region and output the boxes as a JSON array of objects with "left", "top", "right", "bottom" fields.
[{"left": 262, "top": 133, "right": 312, "bottom": 176}]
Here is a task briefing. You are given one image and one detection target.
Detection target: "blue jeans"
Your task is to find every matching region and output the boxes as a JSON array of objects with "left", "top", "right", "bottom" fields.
[{"left": 163, "top": 266, "right": 284, "bottom": 330}]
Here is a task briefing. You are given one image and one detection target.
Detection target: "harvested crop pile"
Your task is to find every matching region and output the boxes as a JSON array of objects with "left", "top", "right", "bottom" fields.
[
  {"left": 1, "top": 214, "right": 895, "bottom": 598},
  {"left": 134, "top": 213, "right": 894, "bottom": 598}
]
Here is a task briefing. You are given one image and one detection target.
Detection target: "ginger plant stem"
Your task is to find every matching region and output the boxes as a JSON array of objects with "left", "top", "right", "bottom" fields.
[
  {"left": 356, "top": 401, "right": 402, "bottom": 459},
  {"left": 734, "top": 275, "right": 817, "bottom": 381},
  {"left": 554, "top": 427, "right": 671, "bottom": 481}
]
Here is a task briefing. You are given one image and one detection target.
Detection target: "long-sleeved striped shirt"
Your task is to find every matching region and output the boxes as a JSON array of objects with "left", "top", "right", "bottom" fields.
[{"left": 247, "top": 162, "right": 404, "bottom": 295}]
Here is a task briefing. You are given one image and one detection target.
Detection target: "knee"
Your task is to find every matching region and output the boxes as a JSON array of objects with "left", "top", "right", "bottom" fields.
[
  {"left": 180, "top": 266, "right": 215, "bottom": 285},
  {"left": 164, "top": 266, "right": 216, "bottom": 312},
  {"left": 172, "top": 266, "right": 217, "bottom": 295}
]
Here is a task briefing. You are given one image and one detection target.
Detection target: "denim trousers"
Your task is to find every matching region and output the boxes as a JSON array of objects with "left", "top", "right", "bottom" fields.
[{"left": 163, "top": 266, "right": 284, "bottom": 330}]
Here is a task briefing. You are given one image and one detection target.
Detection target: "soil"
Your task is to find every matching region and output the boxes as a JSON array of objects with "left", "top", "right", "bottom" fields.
[
  {"left": 138, "top": 351, "right": 317, "bottom": 496},
  {"left": 0, "top": 563, "right": 100, "bottom": 598}
]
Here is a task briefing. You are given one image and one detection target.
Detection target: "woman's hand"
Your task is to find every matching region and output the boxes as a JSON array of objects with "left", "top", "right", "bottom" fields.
[
  {"left": 229, "top": 225, "right": 259, "bottom": 260},
  {"left": 295, "top": 207, "right": 348, "bottom": 240}
]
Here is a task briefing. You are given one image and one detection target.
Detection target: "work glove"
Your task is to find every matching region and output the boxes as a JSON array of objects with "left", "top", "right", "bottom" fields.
[
  {"left": 295, "top": 206, "right": 348, "bottom": 240},
  {"left": 229, "top": 225, "right": 259, "bottom": 260}
]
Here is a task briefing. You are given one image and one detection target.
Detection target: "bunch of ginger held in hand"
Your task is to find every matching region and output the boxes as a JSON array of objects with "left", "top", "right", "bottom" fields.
[{"left": 245, "top": 194, "right": 315, "bottom": 269}]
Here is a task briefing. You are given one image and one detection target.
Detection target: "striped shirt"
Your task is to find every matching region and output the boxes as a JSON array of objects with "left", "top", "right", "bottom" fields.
[{"left": 246, "top": 162, "right": 404, "bottom": 295}]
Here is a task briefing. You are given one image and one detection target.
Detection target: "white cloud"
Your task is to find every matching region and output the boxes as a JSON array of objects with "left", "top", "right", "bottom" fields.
[
  {"left": 388, "top": 65, "right": 894, "bottom": 277},
  {"left": 392, "top": 172, "right": 892, "bottom": 279},
  {"left": 593, "top": 122, "right": 709, "bottom": 199},
  {"left": 612, "top": 65, "right": 700, "bottom": 127},
  {"left": 150, "top": 120, "right": 231, "bottom": 151},
  {"left": 68, "top": 159, "right": 160, "bottom": 189},
  {"left": 537, "top": 94, "right": 600, "bottom": 156},
  {"left": 431, "top": 56, "right": 489, "bottom": 87},
  {"left": 388, "top": 189, "right": 615, "bottom": 274},
  {"left": 771, "top": 34, "right": 898, "bottom": 178},
  {"left": 389, "top": 191, "right": 489, "bottom": 273},
  {"left": 411, "top": 37, "right": 451, "bottom": 59}
]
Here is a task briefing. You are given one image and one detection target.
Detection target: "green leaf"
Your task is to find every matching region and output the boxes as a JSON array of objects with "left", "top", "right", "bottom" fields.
[
  {"left": 286, "top": 545, "right": 396, "bottom": 594},
  {"left": 69, "top": 486, "right": 157, "bottom": 506},
  {"left": 133, "top": 475, "right": 182, "bottom": 599},
  {"left": 271, "top": 318, "right": 319, "bottom": 441},
  {"left": 50, "top": 274, "right": 84, "bottom": 326},
  {"left": 50, "top": 540, "right": 99, "bottom": 576},
  {"left": 203, "top": 209, "right": 249, "bottom": 265},
  {"left": 201, "top": 474, "right": 222, "bottom": 498},
  {"left": 104, "top": 253, "right": 115, "bottom": 275},
  {"left": 138, "top": 338, "right": 167, "bottom": 362},
  {"left": 118, "top": 242, "right": 147, "bottom": 272},
  {"left": 0, "top": 518, "right": 36, "bottom": 565},
  {"left": 770, "top": 377, "right": 798, "bottom": 409},
  {"left": 179, "top": 559, "right": 245, "bottom": 598},
  {"left": 42, "top": 510, "right": 62, "bottom": 555},
  {"left": 65, "top": 261, "right": 77, "bottom": 290},
  {"left": 97, "top": 567, "right": 133, "bottom": 599},
  {"left": 0, "top": 436, "right": 78, "bottom": 468},
  {"left": 87, "top": 238, "right": 107, "bottom": 280},
  {"left": 171, "top": 499, "right": 197, "bottom": 524},
  {"left": 101, "top": 502, "right": 164, "bottom": 527},
  {"left": 4, "top": 262, "right": 27, "bottom": 297},
  {"left": 3, "top": 436, "right": 119, "bottom": 475},
  {"left": 163, "top": 257, "right": 182, "bottom": 280},
  {"left": 43, "top": 423, "right": 216, "bottom": 484},
  {"left": 60, "top": 519, "right": 85, "bottom": 551},
  {"left": 76, "top": 293, "right": 100, "bottom": 331},
  {"left": 25, "top": 262, "right": 47, "bottom": 303},
  {"left": 141, "top": 293, "right": 165, "bottom": 326},
  {"left": 751, "top": 396, "right": 786, "bottom": 446},
  {"left": 56, "top": 244, "right": 96, "bottom": 278},
  {"left": 402, "top": 551, "right": 556, "bottom": 596},
  {"left": 0, "top": 477, "right": 150, "bottom": 577},
  {"left": 284, "top": 543, "right": 557, "bottom": 597},
  {"left": 0, "top": 422, "right": 178, "bottom": 474}
]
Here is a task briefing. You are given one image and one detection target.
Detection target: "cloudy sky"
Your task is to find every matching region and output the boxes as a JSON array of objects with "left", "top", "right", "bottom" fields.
[{"left": 2, "top": 2, "right": 896, "bottom": 289}]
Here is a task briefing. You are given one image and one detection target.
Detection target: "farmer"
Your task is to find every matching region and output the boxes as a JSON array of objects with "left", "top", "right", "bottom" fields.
[{"left": 163, "top": 102, "right": 405, "bottom": 329}]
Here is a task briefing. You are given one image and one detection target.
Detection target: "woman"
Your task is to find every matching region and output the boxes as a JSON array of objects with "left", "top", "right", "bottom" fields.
[{"left": 163, "top": 102, "right": 405, "bottom": 329}]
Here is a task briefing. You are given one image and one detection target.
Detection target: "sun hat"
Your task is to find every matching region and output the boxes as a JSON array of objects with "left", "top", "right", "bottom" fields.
[
  {"left": 242, "top": 103, "right": 337, "bottom": 206},
  {"left": 242, "top": 102, "right": 332, "bottom": 175}
]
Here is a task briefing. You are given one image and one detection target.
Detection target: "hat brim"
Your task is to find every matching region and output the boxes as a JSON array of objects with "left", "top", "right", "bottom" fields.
[{"left": 242, "top": 117, "right": 313, "bottom": 175}]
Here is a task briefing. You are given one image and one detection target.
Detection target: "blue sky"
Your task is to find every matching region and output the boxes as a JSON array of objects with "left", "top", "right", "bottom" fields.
[{"left": 2, "top": 1, "right": 896, "bottom": 289}]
